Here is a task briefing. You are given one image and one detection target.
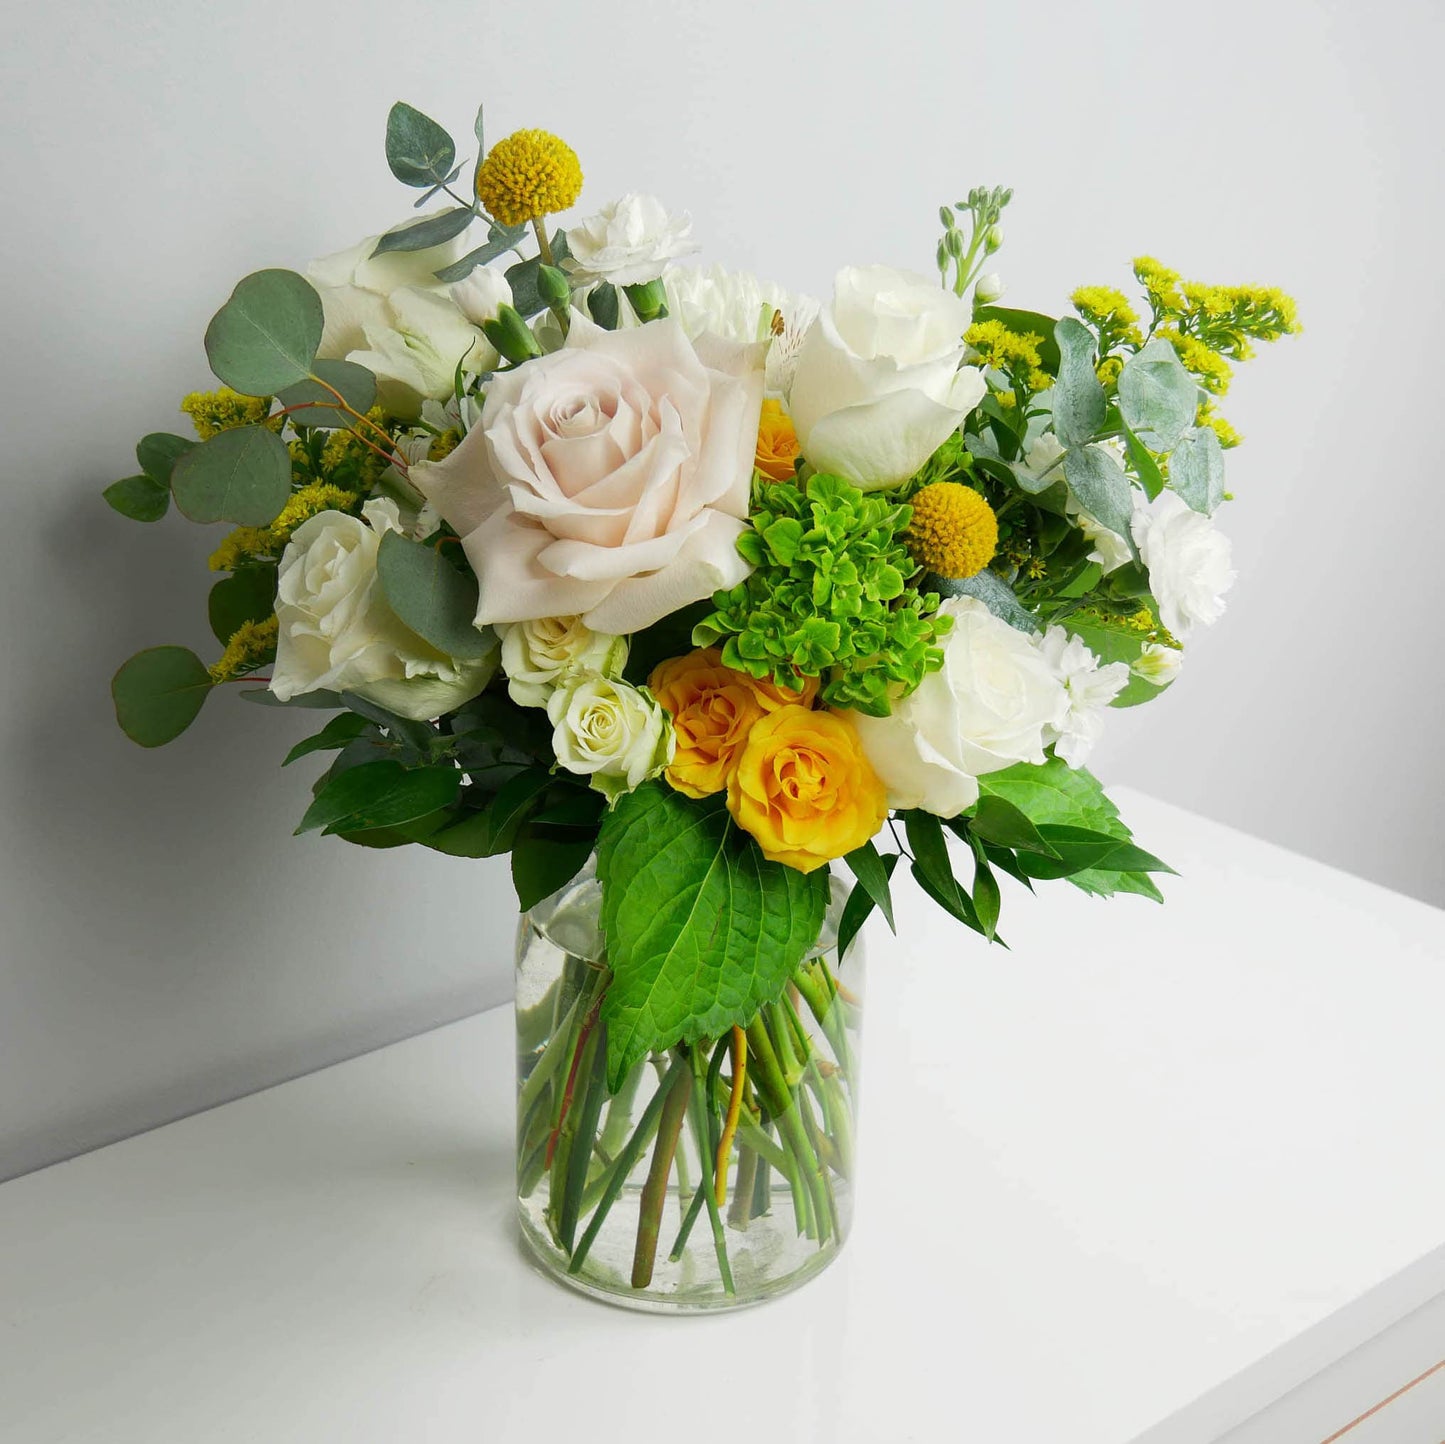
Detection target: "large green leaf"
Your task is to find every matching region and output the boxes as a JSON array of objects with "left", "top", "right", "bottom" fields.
[
  {"left": 103, "top": 474, "right": 169, "bottom": 523},
  {"left": 1117, "top": 338, "right": 1198, "bottom": 453},
  {"left": 276, "top": 360, "right": 376, "bottom": 431},
  {"left": 375, "top": 531, "right": 491, "bottom": 660},
  {"left": 511, "top": 826, "right": 593, "bottom": 911},
  {"left": 112, "top": 646, "right": 212, "bottom": 747},
  {"left": 385, "top": 101, "right": 457, "bottom": 188},
  {"left": 596, "top": 784, "right": 830, "bottom": 1090},
  {"left": 208, "top": 567, "right": 276, "bottom": 643},
  {"left": 1052, "top": 318, "right": 1106, "bottom": 449},
  {"left": 204, "top": 269, "right": 323, "bottom": 397},
  {"left": 171, "top": 424, "right": 292, "bottom": 526},
  {"left": 372, "top": 205, "right": 476, "bottom": 257},
  {"left": 295, "top": 759, "right": 461, "bottom": 835},
  {"left": 838, "top": 850, "right": 900, "bottom": 961}
]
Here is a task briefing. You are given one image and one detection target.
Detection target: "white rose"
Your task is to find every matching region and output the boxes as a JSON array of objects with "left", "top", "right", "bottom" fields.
[
  {"left": 1133, "top": 641, "right": 1184, "bottom": 687},
  {"left": 1132, "top": 489, "right": 1236, "bottom": 638},
  {"left": 307, "top": 223, "right": 500, "bottom": 415},
  {"left": 565, "top": 194, "right": 699, "bottom": 287},
  {"left": 1037, "top": 627, "right": 1130, "bottom": 768},
  {"left": 271, "top": 499, "right": 497, "bottom": 721},
  {"left": 499, "top": 616, "right": 628, "bottom": 708},
  {"left": 787, "top": 266, "right": 985, "bottom": 490},
  {"left": 413, "top": 314, "right": 765, "bottom": 635},
  {"left": 852, "top": 596, "right": 1069, "bottom": 816},
  {"left": 546, "top": 674, "right": 674, "bottom": 800}
]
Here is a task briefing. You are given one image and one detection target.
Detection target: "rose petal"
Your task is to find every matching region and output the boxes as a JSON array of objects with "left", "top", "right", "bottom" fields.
[{"left": 468, "top": 510, "right": 614, "bottom": 625}]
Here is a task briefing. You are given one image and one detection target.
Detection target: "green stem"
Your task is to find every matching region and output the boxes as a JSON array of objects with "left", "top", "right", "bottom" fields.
[
  {"left": 557, "top": 1020, "right": 609, "bottom": 1253},
  {"left": 728, "top": 1146, "right": 759, "bottom": 1231},
  {"left": 689, "top": 1048, "right": 735, "bottom": 1294},
  {"left": 517, "top": 992, "right": 580, "bottom": 1123},
  {"left": 596, "top": 1056, "right": 646, "bottom": 1159},
  {"left": 631, "top": 1056, "right": 693, "bottom": 1289},
  {"left": 747, "top": 1016, "right": 824, "bottom": 1240}
]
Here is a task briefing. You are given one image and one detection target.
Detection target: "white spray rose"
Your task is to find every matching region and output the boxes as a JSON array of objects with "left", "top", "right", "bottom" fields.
[
  {"left": 1132, "top": 490, "right": 1236, "bottom": 638},
  {"left": 1037, "top": 627, "right": 1130, "bottom": 767},
  {"left": 271, "top": 499, "right": 497, "bottom": 721},
  {"left": 499, "top": 616, "right": 629, "bottom": 708},
  {"left": 788, "top": 266, "right": 985, "bottom": 489},
  {"left": 852, "top": 597, "right": 1069, "bottom": 816},
  {"left": 546, "top": 674, "right": 674, "bottom": 800},
  {"left": 566, "top": 194, "right": 699, "bottom": 287},
  {"left": 1133, "top": 641, "right": 1184, "bottom": 687}
]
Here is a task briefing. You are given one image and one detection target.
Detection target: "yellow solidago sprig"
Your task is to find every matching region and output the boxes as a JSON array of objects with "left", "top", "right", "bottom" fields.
[
  {"left": 209, "top": 616, "right": 278, "bottom": 684},
  {"left": 181, "top": 388, "right": 279, "bottom": 441},
  {"left": 1070, "top": 285, "right": 1144, "bottom": 355},
  {"left": 208, "top": 483, "right": 361, "bottom": 572},
  {"left": 964, "top": 319, "right": 1052, "bottom": 393},
  {"left": 475, "top": 129, "right": 582, "bottom": 228},
  {"left": 904, "top": 483, "right": 998, "bottom": 580}
]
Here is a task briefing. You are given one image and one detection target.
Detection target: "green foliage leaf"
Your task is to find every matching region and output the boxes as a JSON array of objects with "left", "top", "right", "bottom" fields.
[
  {"left": 136, "top": 433, "right": 195, "bottom": 485},
  {"left": 903, "top": 810, "right": 980, "bottom": 930},
  {"left": 372, "top": 205, "right": 476, "bottom": 257},
  {"left": 1064, "top": 444, "right": 1137, "bottom": 551},
  {"left": 203, "top": 269, "right": 323, "bottom": 396},
  {"left": 375, "top": 531, "right": 490, "bottom": 660},
  {"left": 295, "top": 759, "right": 461, "bottom": 835},
  {"left": 1052, "top": 318, "right": 1106, "bottom": 449},
  {"left": 586, "top": 282, "right": 621, "bottom": 330},
  {"left": 282, "top": 711, "right": 370, "bottom": 765},
  {"left": 838, "top": 851, "right": 900, "bottom": 962},
  {"left": 432, "top": 222, "right": 529, "bottom": 283},
  {"left": 240, "top": 686, "right": 342, "bottom": 709},
  {"left": 596, "top": 784, "right": 830, "bottom": 1091},
  {"left": 1169, "top": 426, "right": 1226, "bottom": 515},
  {"left": 171, "top": 424, "right": 292, "bottom": 526},
  {"left": 1014, "top": 824, "right": 1173, "bottom": 880},
  {"left": 968, "top": 794, "right": 1061, "bottom": 856},
  {"left": 103, "top": 474, "right": 169, "bottom": 523},
  {"left": 385, "top": 101, "right": 457, "bottom": 188},
  {"left": 843, "top": 839, "right": 896, "bottom": 932},
  {"left": 1117, "top": 338, "right": 1198, "bottom": 452},
  {"left": 276, "top": 360, "right": 377, "bottom": 431},
  {"left": 208, "top": 567, "right": 276, "bottom": 643},
  {"left": 511, "top": 827, "right": 593, "bottom": 911},
  {"left": 973, "top": 306, "right": 1062, "bottom": 374},
  {"left": 112, "top": 646, "right": 212, "bottom": 747},
  {"left": 1120, "top": 418, "right": 1166, "bottom": 501},
  {"left": 933, "top": 568, "right": 1040, "bottom": 634},
  {"left": 970, "top": 838, "right": 1001, "bottom": 940},
  {"left": 505, "top": 231, "right": 572, "bottom": 317}
]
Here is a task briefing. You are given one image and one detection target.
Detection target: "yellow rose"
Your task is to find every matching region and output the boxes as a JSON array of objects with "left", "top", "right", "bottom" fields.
[
  {"left": 727, "top": 706, "right": 888, "bottom": 873},
  {"left": 650, "top": 649, "right": 817, "bottom": 798},
  {"left": 754, "top": 398, "right": 801, "bottom": 482}
]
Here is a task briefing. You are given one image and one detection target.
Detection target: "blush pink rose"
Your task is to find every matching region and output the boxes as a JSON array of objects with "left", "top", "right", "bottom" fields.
[{"left": 414, "top": 315, "right": 766, "bottom": 635}]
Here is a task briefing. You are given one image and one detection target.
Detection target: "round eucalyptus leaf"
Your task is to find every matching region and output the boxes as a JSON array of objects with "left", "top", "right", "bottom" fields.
[
  {"left": 276, "top": 360, "right": 377, "bottom": 431},
  {"left": 103, "top": 473, "right": 170, "bottom": 523},
  {"left": 112, "top": 646, "right": 212, "bottom": 747},
  {"left": 375, "top": 530, "right": 491, "bottom": 660},
  {"left": 203, "top": 269, "right": 323, "bottom": 396},
  {"left": 385, "top": 101, "right": 457, "bottom": 188},
  {"left": 208, "top": 567, "right": 278, "bottom": 643},
  {"left": 135, "top": 432, "right": 195, "bottom": 484},
  {"left": 1117, "top": 339, "right": 1198, "bottom": 453},
  {"left": 171, "top": 424, "right": 292, "bottom": 526}
]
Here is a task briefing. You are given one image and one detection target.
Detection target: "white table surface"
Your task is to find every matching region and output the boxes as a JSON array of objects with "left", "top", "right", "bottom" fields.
[{"left": 3, "top": 788, "right": 1444, "bottom": 1444}]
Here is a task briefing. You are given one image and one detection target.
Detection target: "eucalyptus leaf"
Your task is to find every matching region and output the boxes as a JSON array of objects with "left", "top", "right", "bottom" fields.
[
  {"left": 1117, "top": 338, "right": 1198, "bottom": 452},
  {"left": 385, "top": 101, "right": 457, "bottom": 188},
  {"left": 136, "top": 433, "right": 195, "bottom": 485},
  {"left": 1169, "top": 426, "right": 1226, "bottom": 514},
  {"left": 932, "top": 568, "right": 1041, "bottom": 633},
  {"left": 112, "top": 646, "right": 212, "bottom": 747},
  {"left": 276, "top": 360, "right": 377, "bottom": 431},
  {"left": 372, "top": 205, "right": 476, "bottom": 257},
  {"left": 208, "top": 567, "right": 276, "bottom": 643},
  {"left": 1052, "top": 318, "right": 1106, "bottom": 449},
  {"left": 103, "top": 474, "right": 169, "bottom": 523},
  {"left": 1064, "top": 444, "right": 1137, "bottom": 552},
  {"left": 203, "top": 269, "right": 323, "bottom": 396},
  {"left": 375, "top": 530, "right": 491, "bottom": 660},
  {"left": 432, "top": 222, "right": 529, "bottom": 283},
  {"left": 170, "top": 424, "right": 292, "bottom": 526}
]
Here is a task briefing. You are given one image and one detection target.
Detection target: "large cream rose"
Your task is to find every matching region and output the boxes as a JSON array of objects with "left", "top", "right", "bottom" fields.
[
  {"left": 787, "top": 266, "right": 985, "bottom": 490},
  {"left": 413, "top": 315, "right": 766, "bottom": 636},
  {"left": 852, "top": 597, "right": 1068, "bottom": 815}
]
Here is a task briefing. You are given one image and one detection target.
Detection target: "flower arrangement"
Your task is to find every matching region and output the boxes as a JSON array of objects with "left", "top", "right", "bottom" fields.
[{"left": 105, "top": 100, "right": 1297, "bottom": 1304}]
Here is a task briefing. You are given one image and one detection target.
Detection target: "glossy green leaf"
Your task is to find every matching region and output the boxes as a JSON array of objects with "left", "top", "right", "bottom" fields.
[
  {"left": 372, "top": 205, "right": 476, "bottom": 257},
  {"left": 843, "top": 839, "right": 897, "bottom": 932},
  {"left": 295, "top": 759, "right": 461, "bottom": 835},
  {"left": 203, "top": 269, "right": 323, "bottom": 396},
  {"left": 112, "top": 646, "right": 212, "bottom": 747},
  {"left": 970, "top": 838, "right": 1001, "bottom": 941},
  {"left": 385, "top": 101, "right": 457, "bottom": 188},
  {"left": 838, "top": 851, "right": 900, "bottom": 962},
  {"left": 1120, "top": 418, "right": 1166, "bottom": 500},
  {"left": 1015, "top": 824, "right": 1174, "bottom": 880},
  {"left": 968, "top": 794, "right": 1061, "bottom": 856},
  {"left": 208, "top": 567, "right": 276, "bottom": 643},
  {"left": 282, "top": 711, "right": 370, "bottom": 766},
  {"left": 511, "top": 827, "right": 594, "bottom": 911},
  {"left": 103, "top": 474, "right": 169, "bottom": 523},
  {"left": 375, "top": 531, "right": 491, "bottom": 660},
  {"left": 276, "top": 360, "right": 376, "bottom": 431},
  {"left": 171, "top": 424, "right": 292, "bottom": 526},
  {"left": 903, "top": 810, "right": 975, "bottom": 925}
]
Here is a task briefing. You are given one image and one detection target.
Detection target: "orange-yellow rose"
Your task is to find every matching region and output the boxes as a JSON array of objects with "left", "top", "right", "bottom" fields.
[
  {"left": 754, "top": 398, "right": 801, "bottom": 482},
  {"left": 649, "top": 648, "right": 818, "bottom": 798},
  {"left": 727, "top": 706, "right": 888, "bottom": 873}
]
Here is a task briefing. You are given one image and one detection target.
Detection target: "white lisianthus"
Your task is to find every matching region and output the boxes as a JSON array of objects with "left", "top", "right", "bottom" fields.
[
  {"left": 852, "top": 597, "right": 1069, "bottom": 816},
  {"left": 546, "top": 673, "right": 674, "bottom": 800},
  {"left": 1133, "top": 641, "right": 1184, "bottom": 687},
  {"left": 1037, "top": 627, "right": 1130, "bottom": 767},
  {"left": 307, "top": 223, "right": 500, "bottom": 415},
  {"left": 787, "top": 266, "right": 985, "bottom": 489},
  {"left": 499, "top": 616, "right": 629, "bottom": 708},
  {"left": 565, "top": 194, "right": 699, "bottom": 287},
  {"left": 1132, "top": 489, "right": 1236, "bottom": 638},
  {"left": 271, "top": 500, "right": 498, "bottom": 721},
  {"left": 448, "top": 265, "right": 513, "bottom": 328}
]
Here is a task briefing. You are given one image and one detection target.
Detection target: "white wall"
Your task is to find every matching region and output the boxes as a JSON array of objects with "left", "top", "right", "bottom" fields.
[{"left": 2, "top": 0, "right": 1440, "bottom": 1182}]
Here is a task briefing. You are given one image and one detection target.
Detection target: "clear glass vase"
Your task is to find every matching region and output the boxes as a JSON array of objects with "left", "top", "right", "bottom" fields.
[{"left": 514, "top": 858, "right": 864, "bottom": 1312}]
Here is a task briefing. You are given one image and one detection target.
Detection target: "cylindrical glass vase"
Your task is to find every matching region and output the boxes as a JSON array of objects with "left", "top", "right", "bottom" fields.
[{"left": 515, "top": 858, "right": 864, "bottom": 1312}]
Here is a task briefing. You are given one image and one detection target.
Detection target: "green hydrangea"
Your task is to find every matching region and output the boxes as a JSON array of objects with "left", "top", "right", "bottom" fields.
[{"left": 693, "top": 473, "right": 948, "bottom": 717}]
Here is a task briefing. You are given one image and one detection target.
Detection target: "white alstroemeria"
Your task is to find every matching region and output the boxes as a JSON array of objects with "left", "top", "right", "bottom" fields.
[
  {"left": 448, "top": 265, "right": 512, "bottom": 328},
  {"left": 1133, "top": 641, "right": 1184, "bottom": 687},
  {"left": 1038, "top": 627, "right": 1130, "bottom": 767},
  {"left": 1132, "top": 489, "right": 1236, "bottom": 638},
  {"left": 546, "top": 674, "right": 674, "bottom": 800},
  {"left": 788, "top": 265, "right": 985, "bottom": 489},
  {"left": 565, "top": 194, "right": 698, "bottom": 287},
  {"left": 499, "top": 617, "right": 629, "bottom": 708},
  {"left": 271, "top": 500, "right": 497, "bottom": 721}
]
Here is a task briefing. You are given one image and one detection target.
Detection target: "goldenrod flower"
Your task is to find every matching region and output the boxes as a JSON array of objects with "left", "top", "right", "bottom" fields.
[
  {"left": 475, "top": 129, "right": 582, "bottom": 227},
  {"left": 209, "top": 616, "right": 278, "bottom": 684},
  {"left": 208, "top": 526, "right": 274, "bottom": 572},
  {"left": 181, "top": 388, "right": 274, "bottom": 440},
  {"left": 905, "top": 482, "right": 998, "bottom": 579}
]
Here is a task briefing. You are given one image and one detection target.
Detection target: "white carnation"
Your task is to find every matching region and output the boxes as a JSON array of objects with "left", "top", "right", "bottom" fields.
[
  {"left": 1132, "top": 490, "right": 1236, "bottom": 638},
  {"left": 546, "top": 674, "right": 674, "bottom": 800},
  {"left": 565, "top": 194, "right": 698, "bottom": 287},
  {"left": 499, "top": 616, "right": 628, "bottom": 708},
  {"left": 1038, "top": 627, "right": 1130, "bottom": 767}
]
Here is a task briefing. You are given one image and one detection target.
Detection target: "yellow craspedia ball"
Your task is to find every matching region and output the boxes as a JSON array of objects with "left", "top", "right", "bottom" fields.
[
  {"left": 904, "top": 482, "right": 998, "bottom": 579},
  {"left": 474, "top": 129, "right": 583, "bottom": 227}
]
